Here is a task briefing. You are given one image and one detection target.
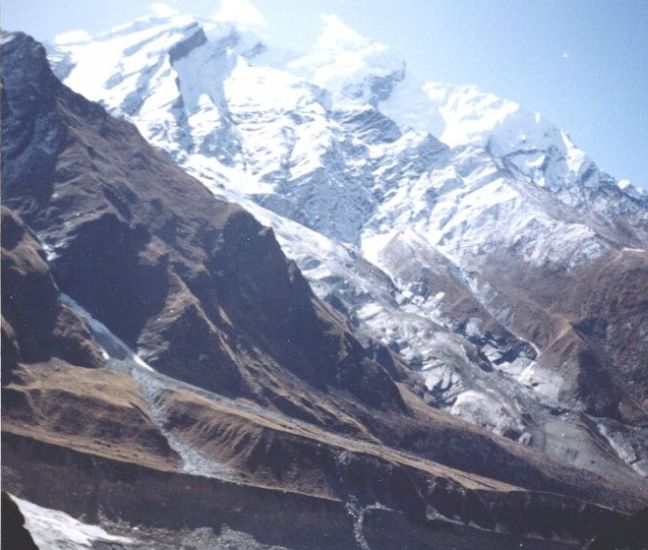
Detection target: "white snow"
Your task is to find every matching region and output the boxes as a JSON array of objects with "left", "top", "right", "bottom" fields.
[
  {"left": 13, "top": 495, "right": 132, "bottom": 549},
  {"left": 60, "top": 294, "right": 154, "bottom": 371},
  {"left": 517, "top": 363, "right": 564, "bottom": 405},
  {"left": 54, "top": 29, "right": 92, "bottom": 45},
  {"left": 361, "top": 231, "right": 399, "bottom": 266},
  {"left": 286, "top": 14, "right": 403, "bottom": 105},
  {"left": 450, "top": 390, "right": 523, "bottom": 437},
  {"left": 597, "top": 421, "right": 648, "bottom": 476},
  {"left": 380, "top": 74, "right": 444, "bottom": 135}
]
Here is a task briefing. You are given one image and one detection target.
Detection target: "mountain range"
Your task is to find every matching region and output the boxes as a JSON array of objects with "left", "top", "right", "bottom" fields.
[{"left": 1, "top": 9, "right": 647, "bottom": 550}]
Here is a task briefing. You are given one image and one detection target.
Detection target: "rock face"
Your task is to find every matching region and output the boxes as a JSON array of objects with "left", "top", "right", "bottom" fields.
[
  {"left": 45, "top": 12, "right": 648, "bottom": 479},
  {"left": 1, "top": 206, "right": 103, "bottom": 380},
  {"left": 2, "top": 30, "right": 647, "bottom": 549},
  {"left": 1, "top": 207, "right": 181, "bottom": 471},
  {"left": 585, "top": 507, "right": 648, "bottom": 550}
]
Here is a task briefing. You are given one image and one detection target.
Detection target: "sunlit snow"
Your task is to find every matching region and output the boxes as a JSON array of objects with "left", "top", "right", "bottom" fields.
[{"left": 14, "top": 496, "right": 132, "bottom": 550}]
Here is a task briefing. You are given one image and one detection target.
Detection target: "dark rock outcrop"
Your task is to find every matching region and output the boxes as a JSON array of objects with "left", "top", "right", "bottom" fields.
[
  {"left": 584, "top": 507, "right": 648, "bottom": 550},
  {"left": 1, "top": 206, "right": 103, "bottom": 379},
  {"left": 1, "top": 491, "right": 38, "bottom": 550}
]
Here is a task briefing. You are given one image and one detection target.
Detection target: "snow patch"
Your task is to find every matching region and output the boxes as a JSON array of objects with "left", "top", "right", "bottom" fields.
[
  {"left": 54, "top": 29, "right": 92, "bottom": 45},
  {"left": 60, "top": 294, "right": 154, "bottom": 371},
  {"left": 517, "top": 363, "right": 563, "bottom": 405},
  {"left": 450, "top": 390, "right": 523, "bottom": 437},
  {"left": 13, "top": 495, "right": 132, "bottom": 549}
]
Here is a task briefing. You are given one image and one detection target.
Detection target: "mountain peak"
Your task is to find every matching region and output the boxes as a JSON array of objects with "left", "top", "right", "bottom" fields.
[
  {"left": 315, "top": 14, "right": 374, "bottom": 52},
  {"left": 285, "top": 14, "right": 404, "bottom": 105},
  {"left": 46, "top": 11, "right": 646, "bottom": 210}
]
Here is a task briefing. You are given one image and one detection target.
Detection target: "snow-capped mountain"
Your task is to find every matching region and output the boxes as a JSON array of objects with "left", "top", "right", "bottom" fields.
[
  {"left": 47, "top": 10, "right": 648, "bottom": 480},
  {"left": 4, "top": 16, "right": 648, "bottom": 547}
]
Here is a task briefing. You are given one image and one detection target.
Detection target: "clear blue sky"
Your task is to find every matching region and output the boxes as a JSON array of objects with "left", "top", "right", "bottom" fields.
[{"left": 3, "top": 0, "right": 646, "bottom": 189}]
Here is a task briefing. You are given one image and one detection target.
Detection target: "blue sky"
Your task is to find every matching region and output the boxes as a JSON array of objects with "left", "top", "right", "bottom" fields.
[{"left": 3, "top": 0, "right": 647, "bottom": 189}]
